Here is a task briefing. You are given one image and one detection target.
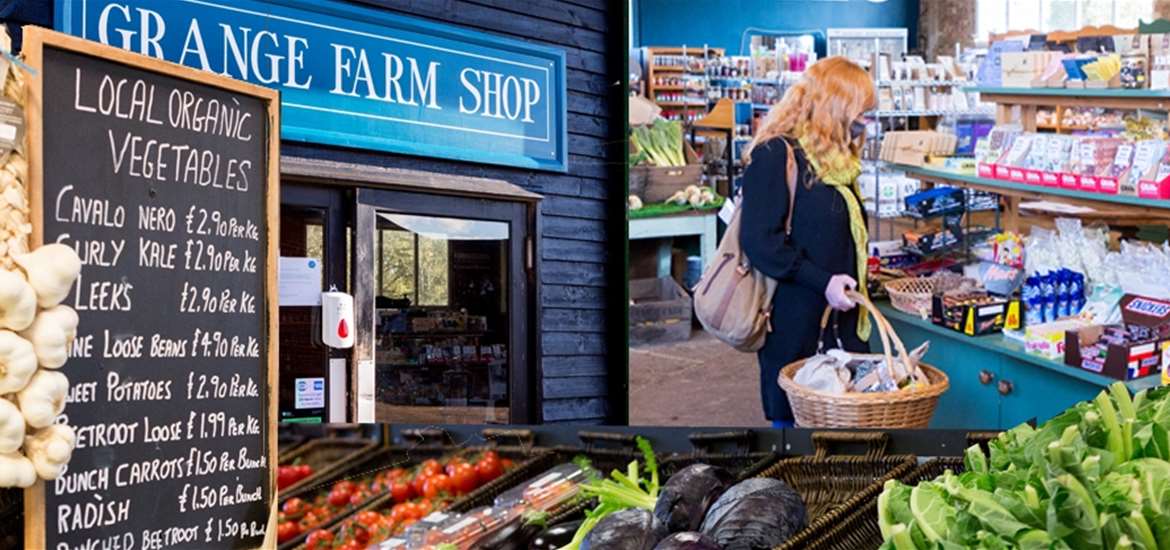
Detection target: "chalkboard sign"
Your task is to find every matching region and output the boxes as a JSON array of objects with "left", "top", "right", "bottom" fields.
[{"left": 21, "top": 28, "right": 279, "bottom": 549}]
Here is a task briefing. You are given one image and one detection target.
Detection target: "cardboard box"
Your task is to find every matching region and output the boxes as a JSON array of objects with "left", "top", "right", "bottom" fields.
[
  {"left": 629, "top": 140, "right": 702, "bottom": 203},
  {"left": 1064, "top": 295, "right": 1170, "bottom": 380},
  {"left": 931, "top": 294, "right": 1023, "bottom": 336},
  {"left": 1001, "top": 52, "right": 1050, "bottom": 87},
  {"left": 1026, "top": 320, "right": 1088, "bottom": 360}
]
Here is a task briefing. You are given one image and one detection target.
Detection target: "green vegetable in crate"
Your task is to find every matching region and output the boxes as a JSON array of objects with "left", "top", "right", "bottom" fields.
[
  {"left": 631, "top": 120, "right": 686, "bottom": 167},
  {"left": 562, "top": 437, "right": 660, "bottom": 550},
  {"left": 877, "top": 382, "right": 1170, "bottom": 550}
]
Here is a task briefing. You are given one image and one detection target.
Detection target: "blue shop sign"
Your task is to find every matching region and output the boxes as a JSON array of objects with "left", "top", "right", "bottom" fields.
[{"left": 55, "top": 0, "right": 568, "bottom": 171}]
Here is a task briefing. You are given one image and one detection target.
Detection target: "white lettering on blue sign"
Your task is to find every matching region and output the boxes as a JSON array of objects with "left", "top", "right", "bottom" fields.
[
  {"left": 59, "top": 0, "right": 568, "bottom": 171},
  {"left": 1126, "top": 298, "right": 1170, "bottom": 318}
]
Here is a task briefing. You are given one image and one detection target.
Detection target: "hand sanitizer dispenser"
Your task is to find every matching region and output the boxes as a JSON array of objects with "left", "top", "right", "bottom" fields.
[{"left": 322, "top": 291, "right": 354, "bottom": 349}]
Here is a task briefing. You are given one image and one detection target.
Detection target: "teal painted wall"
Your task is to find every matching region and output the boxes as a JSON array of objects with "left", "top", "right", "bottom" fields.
[{"left": 634, "top": 0, "right": 920, "bottom": 55}]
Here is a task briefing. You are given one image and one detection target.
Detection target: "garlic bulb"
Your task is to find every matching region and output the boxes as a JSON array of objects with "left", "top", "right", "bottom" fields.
[
  {"left": 20, "top": 305, "right": 79, "bottom": 369},
  {"left": 14, "top": 243, "right": 82, "bottom": 308},
  {"left": 25, "top": 423, "right": 76, "bottom": 480}
]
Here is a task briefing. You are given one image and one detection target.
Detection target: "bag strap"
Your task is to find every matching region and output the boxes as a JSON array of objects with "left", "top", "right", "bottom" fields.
[{"left": 781, "top": 138, "right": 799, "bottom": 235}]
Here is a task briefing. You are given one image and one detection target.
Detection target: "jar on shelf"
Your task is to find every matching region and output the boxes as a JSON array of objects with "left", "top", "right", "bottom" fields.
[{"left": 1121, "top": 52, "right": 1148, "bottom": 89}]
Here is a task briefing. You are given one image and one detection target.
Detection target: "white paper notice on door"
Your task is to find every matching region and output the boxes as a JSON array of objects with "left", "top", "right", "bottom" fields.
[{"left": 279, "top": 257, "right": 322, "bottom": 306}]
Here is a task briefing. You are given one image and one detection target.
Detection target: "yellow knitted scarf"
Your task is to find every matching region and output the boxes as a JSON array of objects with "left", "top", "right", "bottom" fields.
[{"left": 796, "top": 136, "right": 871, "bottom": 342}]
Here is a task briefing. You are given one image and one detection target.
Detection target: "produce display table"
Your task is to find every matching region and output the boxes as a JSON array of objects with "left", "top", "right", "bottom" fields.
[
  {"left": 873, "top": 301, "right": 1162, "bottom": 430},
  {"left": 628, "top": 209, "right": 718, "bottom": 278}
]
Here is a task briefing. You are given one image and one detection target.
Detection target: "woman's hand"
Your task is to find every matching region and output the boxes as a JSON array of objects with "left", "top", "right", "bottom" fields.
[{"left": 825, "top": 274, "right": 858, "bottom": 311}]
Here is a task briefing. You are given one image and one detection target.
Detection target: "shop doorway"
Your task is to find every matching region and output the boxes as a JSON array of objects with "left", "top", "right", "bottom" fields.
[
  {"left": 279, "top": 185, "right": 351, "bottom": 422},
  {"left": 355, "top": 188, "right": 533, "bottom": 424}
]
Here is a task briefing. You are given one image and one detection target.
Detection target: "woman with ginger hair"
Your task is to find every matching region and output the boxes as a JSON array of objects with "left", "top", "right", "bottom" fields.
[{"left": 740, "top": 56, "right": 875, "bottom": 427}]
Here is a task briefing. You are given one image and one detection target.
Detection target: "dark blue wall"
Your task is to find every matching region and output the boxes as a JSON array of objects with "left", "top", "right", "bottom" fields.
[{"left": 634, "top": 0, "right": 919, "bottom": 55}]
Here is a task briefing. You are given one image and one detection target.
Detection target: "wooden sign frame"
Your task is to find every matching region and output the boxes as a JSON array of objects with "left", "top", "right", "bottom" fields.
[{"left": 19, "top": 26, "right": 279, "bottom": 549}]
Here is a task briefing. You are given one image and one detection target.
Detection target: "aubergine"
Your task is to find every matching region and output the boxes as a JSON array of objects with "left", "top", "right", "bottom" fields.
[
  {"left": 581, "top": 509, "right": 668, "bottom": 550},
  {"left": 654, "top": 463, "right": 734, "bottom": 533},
  {"left": 699, "top": 477, "right": 807, "bottom": 549},
  {"left": 653, "top": 531, "right": 721, "bottom": 550},
  {"left": 530, "top": 519, "right": 584, "bottom": 550}
]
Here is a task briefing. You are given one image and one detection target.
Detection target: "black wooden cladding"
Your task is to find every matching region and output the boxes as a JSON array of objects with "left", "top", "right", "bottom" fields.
[
  {"left": 7, "top": 0, "right": 627, "bottom": 424},
  {"left": 309, "top": 0, "right": 627, "bottom": 424}
]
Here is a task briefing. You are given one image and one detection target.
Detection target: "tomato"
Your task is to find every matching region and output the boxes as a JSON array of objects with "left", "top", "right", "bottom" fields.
[
  {"left": 501, "top": 458, "right": 515, "bottom": 470},
  {"left": 333, "top": 480, "right": 357, "bottom": 494},
  {"left": 388, "top": 502, "right": 410, "bottom": 524},
  {"left": 327, "top": 488, "right": 351, "bottom": 508},
  {"left": 295, "top": 464, "right": 313, "bottom": 481},
  {"left": 276, "top": 521, "right": 301, "bottom": 543},
  {"left": 414, "top": 499, "right": 433, "bottom": 516},
  {"left": 410, "top": 472, "right": 429, "bottom": 497},
  {"left": 480, "top": 450, "right": 500, "bottom": 463},
  {"left": 350, "top": 491, "right": 371, "bottom": 507},
  {"left": 449, "top": 463, "right": 478, "bottom": 495},
  {"left": 475, "top": 458, "right": 503, "bottom": 483},
  {"left": 277, "top": 466, "right": 297, "bottom": 490},
  {"left": 390, "top": 480, "right": 413, "bottom": 503},
  {"left": 299, "top": 509, "right": 327, "bottom": 530},
  {"left": 337, "top": 541, "right": 364, "bottom": 550},
  {"left": 422, "top": 474, "right": 452, "bottom": 499},
  {"left": 304, "top": 530, "right": 334, "bottom": 550},
  {"left": 419, "top": 459, "right": 443, "bottom": 477},
  {"left": 388, "top": 467, "right": 408, "bottom": 479},
  {"left": 281, "top": 498, "right": 309, "bottom": 519},
  {"left": 354, "top": 511, "right": 383, "bottom": 528}
]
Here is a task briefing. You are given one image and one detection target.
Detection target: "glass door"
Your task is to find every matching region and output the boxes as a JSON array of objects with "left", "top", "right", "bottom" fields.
[
  {"left": 355, "top": 188, "right": 532, "bottom": 424},
  {"left": 279, "top": 185, "right": 350, "bottom": 422}
]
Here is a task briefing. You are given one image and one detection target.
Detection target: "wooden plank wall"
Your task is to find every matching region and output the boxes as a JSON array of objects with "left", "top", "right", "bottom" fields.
[{"left": 5, "top": 0, "right": 627, "bottom": 424}]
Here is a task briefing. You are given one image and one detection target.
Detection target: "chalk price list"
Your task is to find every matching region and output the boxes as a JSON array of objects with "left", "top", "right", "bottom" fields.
[{"left": 41, "top": 45, "right": 271, "bottom": 549}]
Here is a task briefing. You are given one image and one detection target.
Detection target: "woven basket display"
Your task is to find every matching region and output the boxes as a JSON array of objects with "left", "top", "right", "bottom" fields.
[
  {"left": 884, "top": 274, "right": 973, "bottom": 317},
  {"left": 769, "top": 432, "right": 917, "bottom": 550},
  {"left": 778, "top": 291, "right": 950, "bottom": 429},
  {"left": 808, "top": 456, "right": 967, "bottom": 549}
]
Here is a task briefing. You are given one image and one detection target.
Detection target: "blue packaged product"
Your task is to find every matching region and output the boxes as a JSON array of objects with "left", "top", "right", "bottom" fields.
[
  {"left": 1056, "top": 270, "right": 1071, "bottom": 318},
  {"left": 1023, "top": 276, "right": 1044, "bottom": 325},
  {"left": 1043, "top": 294, "right": 1057, "bottom": 322}
]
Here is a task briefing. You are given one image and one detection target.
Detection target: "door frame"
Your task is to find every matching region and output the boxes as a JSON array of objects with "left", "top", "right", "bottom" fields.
[
  {"left": 354, "top": 187, "right": 536, "bottom": 424},
  {"left": 280, "top": 183, "right": 351, "bottom": 422}
]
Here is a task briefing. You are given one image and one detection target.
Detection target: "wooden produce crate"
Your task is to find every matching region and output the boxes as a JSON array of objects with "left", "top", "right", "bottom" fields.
[
  {"left": 287, "top": 429, "right": 556, "bottom": 550},
  {"left": 278, "top": 438, "right": 380, "bottom": 494},
  {"left": 630, "top": 276, "right": 693, "bottom": 346},
  {"left": 630, "top": 141, "right": 703, "bottom": 203}
]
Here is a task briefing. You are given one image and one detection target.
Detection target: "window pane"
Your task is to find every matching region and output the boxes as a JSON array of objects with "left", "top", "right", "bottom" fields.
[
  {"left": 418, "top": 237, "right": 448, "bottom": 306},
  {"left": 978, "top": 0, "right": 1009, "bottom": 41},
  {"left": 1043, "top": 0, "right": 1079, "bottom": 31},
  {"left": 1116, "top": 0, "right": 1154, "bottom": 26},
  {"left": 1009, "top": 0, "right": 1042, "bottom": 31},
  {"left": 374, "top": 212, "right": 511, "bottom": 424},
  {"left": 305, "top": 224, "right": 324, "bottom": 263},
  {"left": 1080, "top": 0, "right": 1115, "bottom": 26},
  {"left": 379, "top": 229, "right": 415, "bottom": 301}
]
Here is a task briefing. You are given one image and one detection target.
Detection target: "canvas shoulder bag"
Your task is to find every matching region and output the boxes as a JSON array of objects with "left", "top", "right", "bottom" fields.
[{"left": 692, "top": 139, "right": 798, "bottom": 352}]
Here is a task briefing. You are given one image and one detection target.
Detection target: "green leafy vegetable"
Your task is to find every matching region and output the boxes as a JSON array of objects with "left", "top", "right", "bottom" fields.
[{"left": 878, "top": 382, "right": 1170, "bottom": 549}]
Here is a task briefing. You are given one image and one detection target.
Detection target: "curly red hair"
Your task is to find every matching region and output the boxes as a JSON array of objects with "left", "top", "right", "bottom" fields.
[{"left": 744, "top": 56, "right": 876, "bottom": 175}]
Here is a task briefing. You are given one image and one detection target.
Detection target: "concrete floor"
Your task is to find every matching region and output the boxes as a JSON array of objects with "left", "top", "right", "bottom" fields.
[{"left": 628, "top": 330, "right": 770, "bottom": 427}]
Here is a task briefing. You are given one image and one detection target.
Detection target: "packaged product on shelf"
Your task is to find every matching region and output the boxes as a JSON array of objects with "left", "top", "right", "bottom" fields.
[
  {"left": 1138, "top": 141, "right": 1170, "bottom": 198},
  {"left": 1151, "top": 33, "right": 1170, "bottom": 89},
  {"left": 1065, "top": 294, "right": 1170, "bottom": 380},
  {"left": 1020, "top": 133, "right": 1048, "bottom": 184},
  {"left": 975, "top": 125, "right": 1020, "bottom": 178},
  {"left": 1097, "top": 139, "right": 1134, "bottom": 193},
  {"left": 903, "top": 187, "right": 964, "bottom": 218},
  {"left": 998, "top": 132, "right": 1034, "bottom": 181},
  {"left": 493, "top": 462, "right": 594, "bottom": 512},
  {"left": 1124, "top": 139, "right": 1166, "bottom": 195},
  {"left": 1024, "top": 319, "right": 1090, "bottom": 360},
  {"left": 1041, "top": 134, "right": 1073, "bottom": 186},
  {"left": 930, "top": 288, "right": 1022, "bottom": 336}
]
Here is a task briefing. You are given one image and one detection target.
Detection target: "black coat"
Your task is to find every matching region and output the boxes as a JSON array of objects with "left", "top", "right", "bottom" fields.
[{"left": 739, "top": 137, "right": 869, "bottom": 422}]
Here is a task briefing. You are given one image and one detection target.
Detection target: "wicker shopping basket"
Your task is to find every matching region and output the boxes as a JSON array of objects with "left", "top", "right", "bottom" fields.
[
  {"left": 884, "top": 274, "right": 973, "bottom": 317},
  {"left": 778, "top": 290, "right": 949, "bottom": 428}
]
